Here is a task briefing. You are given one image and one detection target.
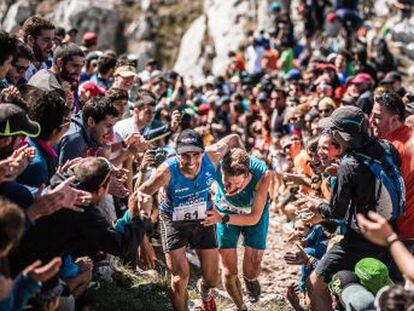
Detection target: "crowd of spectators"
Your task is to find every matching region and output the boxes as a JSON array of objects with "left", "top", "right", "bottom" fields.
[{"left": 1, "top": 0, "right": 414, "bottom": 310}]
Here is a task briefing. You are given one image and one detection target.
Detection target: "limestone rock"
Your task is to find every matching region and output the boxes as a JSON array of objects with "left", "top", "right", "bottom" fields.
[
  {"left": 47, "top": 0, "right": 125, "bottom": 52},
  {"left": 2, "top": 0, "right": 35, "bottom": 33},
  {"left": 174, "top": 15, "right": 207, "bottom": 85},
  {"left": 205, "top": 0, "right": 251, "bottom": 77}
]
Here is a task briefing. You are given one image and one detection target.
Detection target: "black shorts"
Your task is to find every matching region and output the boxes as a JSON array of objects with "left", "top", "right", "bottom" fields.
[
  {"left": 159, "top": 212, "right": 217, "bottom": 253},
  {"left": 315, "top": 236, "right": 401, "bottom": 283}
]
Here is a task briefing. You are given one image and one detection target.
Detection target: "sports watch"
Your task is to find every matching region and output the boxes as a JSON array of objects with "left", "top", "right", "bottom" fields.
[{"left": 221, "top": 214, "right": 230, "bottom": 224}]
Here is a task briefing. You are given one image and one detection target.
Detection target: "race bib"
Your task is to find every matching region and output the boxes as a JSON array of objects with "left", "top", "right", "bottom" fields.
[{"left": 173, "top": 201, "right": 207, "bottom": 222}]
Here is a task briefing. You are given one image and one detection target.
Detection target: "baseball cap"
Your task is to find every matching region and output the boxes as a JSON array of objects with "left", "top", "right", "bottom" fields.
[
  {"left": 114, "top": 65, "right": 137, "bottom": 78},
  {"left": 349, "top": 73, "right": 374, "bottom": 85},
  {"left": 355, "top": 258, "right": 394, "bottom": 294},
  {"left": 82, "top": 32, "right": 98, "bottom": 46},
  {"left": 284, "top": 68, "right": 302, "bottom": 81},
  {"left": 0, "top": 103, "right": 40, "bottom": 138},
  {"left": 79, "top": 82, "right": 106, "bottom": 97},
  {"left": 328, "top": 270, "right": 360, "bottom": 297},
  {"left": 176, "top": 129, "right": 204, "bottom": 154},
  {"left": 380, "top": 71, "right": 402, "bottom": 84},
  {"left": 318, "top": 106, "right": 370, "bottom": 148}
]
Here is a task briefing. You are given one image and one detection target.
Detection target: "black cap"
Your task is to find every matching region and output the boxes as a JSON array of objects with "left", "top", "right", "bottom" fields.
[
  {"left": 329, "top": 270, "right": 360, "bottom": 297},
  {"left": 176, "top": 129, "right": 204, "bottom": 154},
  {"left": 380, "top": 71, "right": 402, "bottom": 84},
  {"left": 318, "top": 106, "right": 370, "bottom": 148},
  {"left": 0, "top": 103, "right": 40, "bottom": 137}
]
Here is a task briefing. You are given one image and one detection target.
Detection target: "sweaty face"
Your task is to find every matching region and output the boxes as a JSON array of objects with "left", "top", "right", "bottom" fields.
[
  {"left": 222, "top": 173, "right": 249, "bottom": 196},
  {"left": 61, "top": 56, "right": 85, "bottom": 84},
  {"left": 33, "top": 29, "right": 54, "bottom": 62},
  {"left": 90, "top": 115, "right": 117, "bottom": 146},
  {"left": 0, "top": 56, "right": 13, "bottom": 80},
  {"left": 178, "top": 151, "right": 203, "bottom": 176},
  {"left": 369, "top": 102, "right": 395, "bottom": 139},
  {"left": 317, "top": 135, "right": 342, "bottom": 167},
  {"left": 7, "top": 57, "right": 30, "bottom": 84}
]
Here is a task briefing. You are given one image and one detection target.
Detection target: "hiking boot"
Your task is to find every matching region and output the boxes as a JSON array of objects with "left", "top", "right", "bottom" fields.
[
  {"left": 197, "top": 278, "right": 217, "bottom": 311},
  {"left": 244, "top": 278, "right": 261, "bottom": 303}
]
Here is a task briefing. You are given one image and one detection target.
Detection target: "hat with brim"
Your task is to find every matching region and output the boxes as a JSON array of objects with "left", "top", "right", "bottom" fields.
[
  {"left": 0, "top": 104, "right": 41, "bottom": 138},
  {"left": 318, "top": 106, "right": 370, "bottom": 148},
  {"left": 114, "top": 65, "right": 138, "bottom": 78},
  {"left": 380, "top": 72, "right": 402, "bottom": 85},
  {"left": 176, "top": 129, "right": 204, "bottom": 155}
]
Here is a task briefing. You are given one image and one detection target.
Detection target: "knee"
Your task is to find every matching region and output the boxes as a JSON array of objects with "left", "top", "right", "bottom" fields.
[
  {"left": 222, "top": 268, "right": 238, "bottom": 283},
  {"left": 204, "top": 272, "right": 220, "bottom": 288}
]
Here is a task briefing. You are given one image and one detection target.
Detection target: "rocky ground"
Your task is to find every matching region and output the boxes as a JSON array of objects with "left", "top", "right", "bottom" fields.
[{"left": 85, "top": 213, "right": 299, "bottom": 311}]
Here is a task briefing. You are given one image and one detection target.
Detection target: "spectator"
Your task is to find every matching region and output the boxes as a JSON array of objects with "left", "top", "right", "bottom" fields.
[
  {"left": 21, "top": 16, "right": 55, "bottom": 82},
  {"left": 90, "top": 53, "right": 117, "bottom": 90},
  {"left": 6, "top": 41, "right": 34, "bottom": 87}
]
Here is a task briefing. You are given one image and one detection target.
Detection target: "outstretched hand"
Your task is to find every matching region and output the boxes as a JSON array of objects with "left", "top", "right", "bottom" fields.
[{"left": 24, "top": 257, "right": 62, "bottom": 282}]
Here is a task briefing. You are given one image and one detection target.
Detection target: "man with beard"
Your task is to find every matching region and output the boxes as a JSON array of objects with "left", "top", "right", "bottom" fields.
[
  {"left": 6, "top": 41, "right": 34, "bottom": 87},
  {"left": 136, "top": 130, "right": 243, "bottom": 311},
  {"left": 21, "top": 16, "right": 55, "bottom": 82},
  {"left": 28, "top": 42, "right": 84, "bottom": 110}
]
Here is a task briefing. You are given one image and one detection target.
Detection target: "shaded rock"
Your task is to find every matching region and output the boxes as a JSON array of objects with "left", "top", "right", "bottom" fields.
[
  {"left": 205, "top": 0, "right": 251, "bottom": 76},
  {"left": 47, "top": 0, "right": 125, "bottom": 52},
  {"left": 2, "top": 0, "right": 35, "bottom": 33},
  {"left": 257, "top": 0, "right": 273, "bottom": 32},
  {"left": 174, "top": 15, "right": 207, "bottom": 85}
]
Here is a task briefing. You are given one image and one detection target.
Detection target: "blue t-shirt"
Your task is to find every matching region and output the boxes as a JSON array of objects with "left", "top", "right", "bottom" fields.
[
  {"left": 160, "top": 154, "right": 216, "bottom": 216},
  {"left": 214, "top": 156, "right": 269, "bottom": 214}
]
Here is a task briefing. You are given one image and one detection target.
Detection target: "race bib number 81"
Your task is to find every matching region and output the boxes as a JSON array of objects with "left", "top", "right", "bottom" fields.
[{"left": 173, "top": 202, "right": 207, "bottom": 221}]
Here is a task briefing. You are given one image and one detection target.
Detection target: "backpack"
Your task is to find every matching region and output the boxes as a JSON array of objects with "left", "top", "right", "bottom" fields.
[{"left": 353, "top": 141, "right": 406, "bottom": 221}]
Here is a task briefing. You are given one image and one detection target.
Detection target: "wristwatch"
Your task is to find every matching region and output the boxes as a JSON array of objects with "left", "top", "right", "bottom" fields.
[{"left": 221, "top": 214, "right": 230, "bottom": 224}]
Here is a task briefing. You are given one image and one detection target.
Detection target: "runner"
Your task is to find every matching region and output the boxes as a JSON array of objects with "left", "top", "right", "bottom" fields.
[
  {"left": 202, "top": 148, "right": 272, "bottom": 311},
  {"left": 136, "top": 129, "right": 243, "bottom": 311}
]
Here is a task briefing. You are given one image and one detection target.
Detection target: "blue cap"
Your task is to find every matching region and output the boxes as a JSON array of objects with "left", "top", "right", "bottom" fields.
[{"left": 284, "top": 69, "right": 301, "bottom": 81}]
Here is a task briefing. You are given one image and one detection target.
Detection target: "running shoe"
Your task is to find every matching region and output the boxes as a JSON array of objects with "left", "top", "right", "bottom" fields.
[
  {"left": 197, "top": 278, "right": 217, "bottom": 311},
  {"left": 244, "top": 278, "right": 261, "bottom": 303}
]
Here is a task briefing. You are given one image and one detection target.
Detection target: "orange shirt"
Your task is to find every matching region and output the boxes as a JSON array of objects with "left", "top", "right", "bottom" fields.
[
  {"left": 262, "top": 50, "right": 279, "bottom": 71},
  {"left": 386, "top": 125, "right": 414, "bottom": 239}
]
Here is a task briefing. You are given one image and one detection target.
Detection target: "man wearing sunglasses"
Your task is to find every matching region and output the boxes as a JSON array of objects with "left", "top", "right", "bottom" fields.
[
  {"left": 137, "top": 129, "right": 243, "bottom": 311},
  {"left": 369, "top": 90, "right": 414, "bottom": 243},
  {"left": 6, "top": 41, "right": 33, "bottom": 87},
  {"left": 202, "top": 148, "right": 272, "bottom": 311}
]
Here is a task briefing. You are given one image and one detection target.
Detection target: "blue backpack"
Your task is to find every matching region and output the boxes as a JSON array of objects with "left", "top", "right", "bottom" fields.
[{"left": 353, "top": 141, "right": 405, "bottom": 221}]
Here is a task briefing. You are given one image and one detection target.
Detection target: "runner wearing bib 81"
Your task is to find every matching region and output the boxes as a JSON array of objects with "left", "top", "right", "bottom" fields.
[
  {"left": 137, "top": 129, "right": 243, "bottom": 311},
  {"left": 203, "top": 148, "right": 272, "bottom": 311}
]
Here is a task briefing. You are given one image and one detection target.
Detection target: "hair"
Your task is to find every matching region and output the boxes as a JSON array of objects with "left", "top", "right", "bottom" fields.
[
  {"left": 28, "top": 91, "right": 70, "bottom": 140},
  {"left": 53, "top": 42, "right": 84, "bottom": 64},
  {"left": 106, "top": 88, "right": 129, "bottom": 103},
  {"left": 13, "top": 40, "right": 34, "bottom": 63},
  {"left": 55, "top": 27, "right": 66, "bottom": 37},
  {"left": 0, "top": 31, "right": 18, "bottom": 65},
  {"left": 22, "top": 16, "right": 55, "bottom": 41},
  {"left": 82, "top": 96, "right": 119, "bottom": 124},
  {"left": 222, "top": 148, "right": 250, "bottom": 176},
  {"left": 0, "top": 196, "right": 25, "bottom": 253},
  {"left": 97, "top": 54, "right": 117, "bottom": 75},
  {"left": 378, "top": 285, "right": 414, "bottom": 311},
  {"left": 320, "top": 130, "right": 342, "bottom": 149},
  {"left": 19, "top": 84, "right": 45, "bottom": 105},
  {"left": 134, "top": 89, "right": 157, "bottom": 107},
  {"left": 374, "top": 88, "right": 405, "bottom": 121},
  {"left": 74, "top": 157, "right": 112, "bottom": 192}
]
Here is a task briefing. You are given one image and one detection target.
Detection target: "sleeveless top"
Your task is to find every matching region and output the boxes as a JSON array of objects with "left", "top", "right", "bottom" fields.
[
  {"left": 214, "top": 156, "right": 269, "bottom": 214},
  {"left": 160, "top": 154, "right": 216, "bottom": 217}
]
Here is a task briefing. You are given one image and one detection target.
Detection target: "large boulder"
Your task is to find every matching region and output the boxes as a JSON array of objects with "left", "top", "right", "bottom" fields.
[
  {"left": 174, "top": 15, "right": 207, "bottom": 85},
  {"left": 47, "top": 0, "right": 125, "bottom": 52},
  {"left": 205, "top": 0, "right": 251, "bottom": 76},
  {"left": 2, "top": 0, "right": 35, "bottom": 33}
]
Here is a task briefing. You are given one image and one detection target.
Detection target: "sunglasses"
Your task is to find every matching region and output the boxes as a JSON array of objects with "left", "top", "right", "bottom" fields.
[{"left": 13, "top": 64, "right": 29, "bottom": 73}]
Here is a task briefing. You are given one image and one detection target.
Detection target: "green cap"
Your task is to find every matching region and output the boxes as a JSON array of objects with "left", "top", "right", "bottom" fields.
[{"left": 355, "top": 258, "right": 394, "bottom": 294}]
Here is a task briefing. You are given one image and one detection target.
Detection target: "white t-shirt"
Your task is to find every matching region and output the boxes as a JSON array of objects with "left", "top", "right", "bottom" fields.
[
  {"left": 245, "top": 46, "right": 264, "bottom": 75},
  {"left": 113, "top": 117, "right": 139, "bottom": 142}
]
